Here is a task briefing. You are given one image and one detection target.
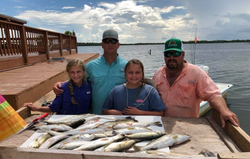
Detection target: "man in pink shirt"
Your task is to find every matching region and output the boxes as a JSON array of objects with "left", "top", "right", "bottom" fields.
[{"left": 153, "top": 38, "right": 239, "bottom": 128}]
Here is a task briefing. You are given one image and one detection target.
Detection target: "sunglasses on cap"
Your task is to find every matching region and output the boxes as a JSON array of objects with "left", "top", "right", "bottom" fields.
[
  {"left": 102, "top": 39, "right": 118, "bottom": 44},
  {"left": 164, "top": 51, "right": 182, "bottom": 57}
]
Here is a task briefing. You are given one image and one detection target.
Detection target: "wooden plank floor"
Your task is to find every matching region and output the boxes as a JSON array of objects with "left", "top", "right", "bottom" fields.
[{"left": 0, "top": 53, "right": 99, "bottom": 110}]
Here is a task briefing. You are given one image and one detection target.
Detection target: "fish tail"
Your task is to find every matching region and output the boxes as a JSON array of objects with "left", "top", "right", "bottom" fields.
[
  {"left": 154, "top": 121, "right": 162, "bottom": 127},
  {"left": 126, "top": 116, "right": 138, "bottom": 122},
  {"left": 133, "top": 145, "right": 142, "bottom": 151}
]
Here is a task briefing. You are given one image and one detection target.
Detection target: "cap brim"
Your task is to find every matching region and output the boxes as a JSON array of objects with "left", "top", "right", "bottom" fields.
[
  {"left": 102, "top": 36, "right": 118, "bottom": 40},
  {"left": 163, "top": 48, "right": 183, "bottom": 53}
]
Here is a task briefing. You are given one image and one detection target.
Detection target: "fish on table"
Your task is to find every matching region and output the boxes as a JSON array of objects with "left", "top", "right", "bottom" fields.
[
  {"left": 133, "top": 134, "right": 191, "bottom": 151},
  {"left": 114, "top": 127, "right": 152, "bottom": 135},
  {"left": 113, "top": 121, "right": 162, "bottom": 129},
  {"left": 39, "top": 134, "right": 68, "bottom": 149},
  {"left": 28, "top": 133, "right": 51, "bottom": 148},
  {"left": 96, "top": 139, "right": 137, "bottom": 152},
  {"left": 124, "top": 131, "right": 166, "bottom": 140},
  {"left": 35, "top": 124, "right": 73, "bottom": 132},
  {"left": 73, "top": 134, "right": 125, "bottom": 151},
  {"left": 50, "top": 134, "right": 96, "bottom": 149}
]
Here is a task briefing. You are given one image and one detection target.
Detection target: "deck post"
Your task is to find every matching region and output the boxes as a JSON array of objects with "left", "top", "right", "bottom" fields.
[
  {"left": 69, "top": 36, "right": 72, "bottom": 54},
  {"left": 59, "top": 34, "right": 63, "bottom": 56},
  {"left": 44, "top": 31, "right": 49, "bottom": 60},
  {"left": 75, "top": 36, "right": 78, "bottom": 53},
  {"left": 20, "top": 26, "right": 28, "bottom": 64}
]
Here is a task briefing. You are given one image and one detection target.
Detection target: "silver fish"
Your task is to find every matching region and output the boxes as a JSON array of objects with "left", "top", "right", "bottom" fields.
[
  {"left": 101, "top": 140, "right": 137, "bottom": 152},
  {"left": 93, "top": 131, "right": 117, "bottom": 138},
  {"left": 50, "top": 134, "right": 95, "bottom": 149},
  {"left": 35, "top": 124, "right": 73, "bottom": 132},
  {"left": 73, "top": 134, "right": 125, "bottom": 151},
  {"left": 125, "top": 131, "right": 166, "bottom": 140},
  {"left": 58, "top": 140, "right": 91, "bottom": 150},
  {"left": 134, "top": 134, "right": 190, "bottom": 151},
  {"left": 84, "top": 116, "right": 100, "bottom": 122},
  {"left": 83, "top": 117, "right": 101, "bottom": 125},
  {"left": 113, "top": 121, "right": 162, "bottom": 129},
  {"left": 39, "top": 134, "right": 68, "bottom": 149},
  {"left": 75, "top": 122, "right": 101, "bottom": 130},
  {"left": 114, "top": 127, "right": 152, "bottom": 135},
  {"left": 43, "top": 114, "right": 95, "bottom": 125},
  {"left": 99, "top": 116, "right": 136, "bottom": 121},
  {"left": 48, "top": 128, "right": 105, "bottom": 136},
  {"left": 28, "top": 133, "right": 51, "bottom": 148},
  {"left": 98, "top": 119, "right": 138, "bottom": 131},
  {"left": 43, "top": 118, "right": 85, "bottom": 128}
]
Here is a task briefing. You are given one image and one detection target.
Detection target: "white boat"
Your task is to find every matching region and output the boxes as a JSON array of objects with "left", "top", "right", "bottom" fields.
[
  {"left": 199, "top": 83, "right": 233, "bottom": 116},
  {"left": 196, "top": 65, "right": 234, "bottom": 116}
]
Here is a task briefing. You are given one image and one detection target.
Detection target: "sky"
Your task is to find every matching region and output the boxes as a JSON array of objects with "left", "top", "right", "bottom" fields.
[{"left": 1, "top": 0, "right": 250, "bottom": 43}]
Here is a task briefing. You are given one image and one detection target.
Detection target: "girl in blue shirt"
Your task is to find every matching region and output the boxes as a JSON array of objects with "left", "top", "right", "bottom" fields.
[
  {"left": 102, "top": 59, "right": 166, "bottom": 116},
  {"left": 23, "top": 59, "right": 91, "bottom": 114}
]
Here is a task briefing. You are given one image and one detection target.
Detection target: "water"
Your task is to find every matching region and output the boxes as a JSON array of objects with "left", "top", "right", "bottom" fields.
[{"left": 78, "top": 43, "right": 250, "bottom": 135}]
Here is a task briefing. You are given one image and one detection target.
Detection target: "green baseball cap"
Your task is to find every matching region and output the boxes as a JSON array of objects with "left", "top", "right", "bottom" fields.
[{"left": 163, "top": 38, "right": 184, "bottom": 53}]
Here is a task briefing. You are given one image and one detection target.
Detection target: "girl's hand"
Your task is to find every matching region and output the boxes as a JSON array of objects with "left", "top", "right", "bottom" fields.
[
  {"left": 23, "top": 102, "right": 39, "bottom": 111},
  {"left": 122, "top": 106, "right": 141, "bottom": 115}
]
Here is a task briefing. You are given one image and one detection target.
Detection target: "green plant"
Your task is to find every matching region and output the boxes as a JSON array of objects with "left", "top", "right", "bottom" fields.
[{"left": 64, "top": 30, "right": 72, "bottom": 35}]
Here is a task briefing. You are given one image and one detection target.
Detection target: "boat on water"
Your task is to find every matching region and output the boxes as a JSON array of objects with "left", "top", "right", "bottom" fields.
[{"left": 199, "top": 82, "right": 233, "bottom": 116}]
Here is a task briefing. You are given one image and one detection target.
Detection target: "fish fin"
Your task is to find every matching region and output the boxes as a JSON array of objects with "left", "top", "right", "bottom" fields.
[
  {"left": 112, "top": 130, "right": 117, "bottom": 136},
  {"left": 125, "top": 116, "right": 133, "bottom": 120},
  {"left": 154, "top": 121, "right": 162, "bottom": 127},
  {"left": 125, "top": 116, "right": 138, "bottom": 122}
]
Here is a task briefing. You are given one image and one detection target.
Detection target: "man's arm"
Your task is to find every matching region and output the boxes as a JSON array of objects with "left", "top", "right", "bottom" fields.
[{"left": 209, "top": 96, "right": 239, "bottom": 128}]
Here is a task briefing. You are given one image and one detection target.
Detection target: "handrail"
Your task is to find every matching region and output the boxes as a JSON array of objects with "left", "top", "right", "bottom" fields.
[{"left": 0, "top": 19, "right": 77, "bottom": 71}]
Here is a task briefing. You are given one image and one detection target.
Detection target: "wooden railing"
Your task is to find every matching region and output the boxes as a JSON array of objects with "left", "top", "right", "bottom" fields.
[{"left": 0, "top": 19, "right": 77, "bottom": 71}]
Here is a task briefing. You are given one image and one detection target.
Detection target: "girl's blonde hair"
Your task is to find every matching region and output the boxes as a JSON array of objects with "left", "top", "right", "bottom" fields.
[{"left": 66, "top": 58, "right": 87, "bottom": 104}]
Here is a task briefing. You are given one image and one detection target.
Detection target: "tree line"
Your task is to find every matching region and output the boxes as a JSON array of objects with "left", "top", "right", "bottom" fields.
[{"left": 77, "top": 39, "right": 250, "bottom": 46}]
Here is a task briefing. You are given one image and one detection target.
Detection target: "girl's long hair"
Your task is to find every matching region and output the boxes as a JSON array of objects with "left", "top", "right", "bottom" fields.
[{"left": 66, "top": 58, "right": 86, "bottom": 104}]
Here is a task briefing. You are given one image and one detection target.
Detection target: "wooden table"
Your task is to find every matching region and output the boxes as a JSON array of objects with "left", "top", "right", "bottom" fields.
[{"left": 1, "top": 112, "right": 250, "bottom": 159}]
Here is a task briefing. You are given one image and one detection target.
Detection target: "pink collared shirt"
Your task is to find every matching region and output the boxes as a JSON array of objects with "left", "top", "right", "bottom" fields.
[{"left": 153, "top": 62, "right": 221, "bottom": 117}]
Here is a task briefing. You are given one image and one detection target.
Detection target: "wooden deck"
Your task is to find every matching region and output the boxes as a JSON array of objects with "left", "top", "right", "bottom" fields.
[{"left": 0, "top": 53, "right": 99, "bottom": 110}]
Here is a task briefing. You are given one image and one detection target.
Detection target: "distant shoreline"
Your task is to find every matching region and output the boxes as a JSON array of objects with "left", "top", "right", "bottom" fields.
[{"left": 77, "top": 39, "right": 250, "bottom": 46}]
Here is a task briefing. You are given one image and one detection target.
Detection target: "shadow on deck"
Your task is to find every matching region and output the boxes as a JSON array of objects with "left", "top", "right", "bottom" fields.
[{"left": 0, "top": 53, "right": 99, "bottom": 110}]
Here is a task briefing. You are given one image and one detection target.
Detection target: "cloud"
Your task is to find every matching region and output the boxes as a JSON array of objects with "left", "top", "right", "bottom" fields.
[
  {"left": 62, "top": 6, "right": 76, "bottom": 9},
  {"left": 184, "top": 0, "right": 250, "bottom": 40},
  {"left": 14, "top": 6, "right": 25, "bottom": 9},
  {"left": 17, "top": 0, "right": 250, "bottom": 42}
]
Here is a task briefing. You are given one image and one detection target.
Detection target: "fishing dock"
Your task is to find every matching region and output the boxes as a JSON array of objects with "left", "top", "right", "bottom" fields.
[
  {"left": 0, "top": 14, "right": 99, "bottom": 110},
  {"left": 0, "top": 53, "right": 99, "bottom": 110},
  {"left": 1, "top": 14, "right": 250, "bottom": 159}
]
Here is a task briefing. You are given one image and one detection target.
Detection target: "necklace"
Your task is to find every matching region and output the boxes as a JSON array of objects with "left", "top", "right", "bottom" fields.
[{"left": 126, "top": 85, "right": 153, "bottom": 108}]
